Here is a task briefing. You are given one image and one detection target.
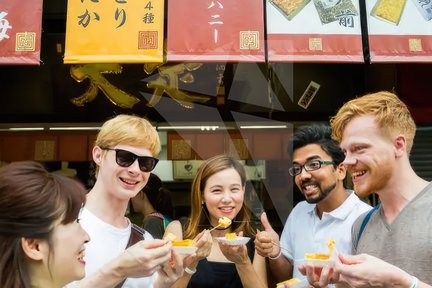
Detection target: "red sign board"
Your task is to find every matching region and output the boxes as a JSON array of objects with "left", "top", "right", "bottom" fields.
[
  {"left": 267, "top": 0, "right": 364, "bottom": 63},
  {"left": 0, "top": 0, "right": 43, "bottom": 65},
  {"left": 167, "top": 0, "right": 265, "bottom": 62},
  {"left": 367, "top": 0, "right": 432, "bottom": 62}
]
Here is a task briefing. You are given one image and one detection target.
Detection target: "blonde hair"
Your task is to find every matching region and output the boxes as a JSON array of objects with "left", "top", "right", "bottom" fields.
[
  {"left": 95, "top": 114, "right": 160, "bottom": 155},
  {"left": 184, "top": 155, "right": 255, "bottom": 239},
  {"left": 330, "top": 91, "right": 416, "bottom": 153},
  {"left": 93, "top": 115, "right": 160, "bottom": 174}
]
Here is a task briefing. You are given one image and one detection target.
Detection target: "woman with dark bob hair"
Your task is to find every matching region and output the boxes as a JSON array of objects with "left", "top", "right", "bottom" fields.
[{"left": 0, "top": 161, "right": 89, "bottom": 288}]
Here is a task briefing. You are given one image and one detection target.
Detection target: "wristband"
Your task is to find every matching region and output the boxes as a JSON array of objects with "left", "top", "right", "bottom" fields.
[
  {"left": 184, "top": 267, "right": 197, "bottom": 275},
  {"left": 410, "top": 276, "right": 418, "bottom": 288},
  {"left": 268, "top": 249, "right": 282, "bottom": 260}
]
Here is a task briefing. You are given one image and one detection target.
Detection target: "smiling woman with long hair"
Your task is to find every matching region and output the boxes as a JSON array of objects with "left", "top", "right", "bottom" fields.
[
  {"left": 0, "top": 161, "right": 89, "bottom": 288},
  {"left": 165, "top": 155, "right": 267, "bottom": 288}
]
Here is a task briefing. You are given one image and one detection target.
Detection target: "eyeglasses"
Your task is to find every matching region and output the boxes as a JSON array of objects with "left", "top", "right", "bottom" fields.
[
  {"left": 101, "top": 148, "right": 159, "bottom": 172},
  {"left": 288, "top": 160, "right": 336, "bottom": 176}
]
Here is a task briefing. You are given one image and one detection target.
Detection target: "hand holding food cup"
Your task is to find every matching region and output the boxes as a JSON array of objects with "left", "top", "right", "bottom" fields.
[
  {"left": 153, "top": 248, "right": 184, "bottom": 287},
  {"left": 182, "top": 229, "right": 212, "bottom": 269},
  {"left": 218, "top": 231, "right": 250, "bottom": 265},
  {"left": 120, "top": 239, "right": 173, "bottom": 278},
  {"left": 297, "top": 240, "right": 339, "bottom": 288}
]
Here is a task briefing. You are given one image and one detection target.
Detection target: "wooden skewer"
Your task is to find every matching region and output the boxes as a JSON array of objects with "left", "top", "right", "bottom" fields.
[
  {"left": 271, "top": 240, "right": 290, "bottom": 253},
  {"left": 208, "top": 222, "right": 233, "bottom": 232},
  {"left": 208, "top": 224, "right": 222, "bottom": 232}
]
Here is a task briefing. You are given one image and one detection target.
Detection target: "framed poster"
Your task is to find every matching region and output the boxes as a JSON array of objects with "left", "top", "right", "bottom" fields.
[{"left": 173, "top": 160, "right": 203, "bottom": 180}]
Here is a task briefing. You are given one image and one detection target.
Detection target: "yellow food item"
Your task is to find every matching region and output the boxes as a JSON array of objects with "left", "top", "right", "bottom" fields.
[
  {"left": 164, "top": 232, "right": 177, "bottom": 241},
  {"left": 171, "top": 239, "right": 194, "bottom": 246},
  {"left": 272, "top": 0, "right": 307, "bottom": 16},
  {"left": 304, "top": 239, "right": 336, "bottom": 260},
  {"left": 304, "top": 253, "right": 330, "bottom": 260},
  {"left": 276, "top": 277, "right": 301, "bottom": 288},
  {"left": 374, "top": 0, "right": 405, "bottom": 24},
  {"left": 225, "top": 232, "right": 237, "bottom": 240},
  {"left": 218, "top": 217, "right": 232, "bottom": 228},
  {"left": 327, "top": 239, "right": 335, "bottom": 254}
]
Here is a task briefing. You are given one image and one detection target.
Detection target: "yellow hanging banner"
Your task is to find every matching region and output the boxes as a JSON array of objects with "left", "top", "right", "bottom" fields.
[{"left": 64, "top": 0, "right": 164, "bottom": 63}]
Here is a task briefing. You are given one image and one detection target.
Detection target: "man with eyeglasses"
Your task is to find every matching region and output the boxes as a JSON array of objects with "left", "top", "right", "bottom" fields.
[
  {"left": 67, "top": 114, "right": 184, "bottom": 288},
  {"left": 255, "top": 124, "right": 371, "bottom": 284}
]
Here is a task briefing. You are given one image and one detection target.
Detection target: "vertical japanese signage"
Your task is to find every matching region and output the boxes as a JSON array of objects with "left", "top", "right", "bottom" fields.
[
  {"left": 0, "top": 0, "right": 43, "bottom": 65},
  {"left": 367, "top": 0, "right": 432, "bottom": 62},
  {"left": 267, "top": 0, "right": 363, "bottom": 62},
  {"left": 167, "top": 0, "right": 265, "bottom": 62},
  {"left": 64, "top": 0, "right": 164, "bottom": 63}
]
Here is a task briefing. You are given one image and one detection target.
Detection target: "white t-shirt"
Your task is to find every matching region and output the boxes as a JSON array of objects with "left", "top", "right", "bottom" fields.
[
  {"left": 67, "top": 208, "right": 158, "bottom": 288},
  {"left": 280, "top": 190, "right": 371, "bottom": 280}
]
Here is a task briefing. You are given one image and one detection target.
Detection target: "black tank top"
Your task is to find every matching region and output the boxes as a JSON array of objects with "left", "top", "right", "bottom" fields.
[{"left": 188, "top": 238, "right": 255, "bottom": 288}]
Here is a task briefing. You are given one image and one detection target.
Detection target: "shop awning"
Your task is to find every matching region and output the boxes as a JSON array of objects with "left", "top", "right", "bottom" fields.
[
  {"left": 367, "top": 0, "right": 432, "bottom": 62},
  {"left": 64, "top": 0, "right": 164, "bottom": 63},
  {"left": 267, "top": 0, "right": 364, "bottom": 62},
  {"left": 0, "top": 0, "right": 43, "bottom": 65},
  {"left": 167, "top": 0, "right": 265, "bottom": 62}
]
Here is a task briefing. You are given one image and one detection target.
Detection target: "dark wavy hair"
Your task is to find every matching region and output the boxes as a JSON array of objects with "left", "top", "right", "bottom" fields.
[
  {"left": 142, "top": 173, "right": 174, "bottom": 219},
  {"left": 0, "top": 161, "right": 87, "bottom": 288},
  {"left": 289, "top": 124, "right": 345, "bottom": 165}
]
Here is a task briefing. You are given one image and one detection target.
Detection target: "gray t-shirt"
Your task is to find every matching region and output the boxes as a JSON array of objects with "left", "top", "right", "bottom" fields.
[{"left": 352, "top": 182, "right": 432, "bottom": 283}]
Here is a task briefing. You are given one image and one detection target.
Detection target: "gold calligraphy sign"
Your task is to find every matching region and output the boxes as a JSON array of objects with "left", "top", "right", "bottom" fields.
[
  {"left": 70, "top": 63, "right": 211, "bottom": 109},
  {"left": 70, "top": 63, "right": 140, "bottom": 108},
  {"left": 146, "top": 63, "right": 211, "bottom": 109}
]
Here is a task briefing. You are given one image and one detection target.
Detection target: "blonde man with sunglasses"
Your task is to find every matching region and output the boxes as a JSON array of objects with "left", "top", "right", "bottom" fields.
[{"left": 68, "top": 114, "right": 183, "bottom": 288}]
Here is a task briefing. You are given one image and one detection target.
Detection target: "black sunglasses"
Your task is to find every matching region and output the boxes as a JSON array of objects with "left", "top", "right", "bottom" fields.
[{"left": 101, "top": 148, "right": 159, "bottom": 172}]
